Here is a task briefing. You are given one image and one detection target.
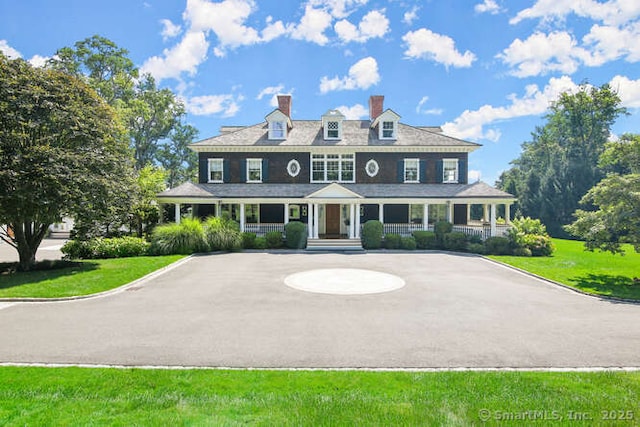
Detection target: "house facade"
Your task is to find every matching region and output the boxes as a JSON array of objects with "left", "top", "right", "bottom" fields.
[{"left": 158, "top": 95, "right": 515, "bottom": 244}]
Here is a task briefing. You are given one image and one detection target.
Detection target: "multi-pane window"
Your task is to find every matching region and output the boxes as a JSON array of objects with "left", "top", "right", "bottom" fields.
[
  {"left": 245, "top": 204, "right": 259, "bottom": 223},
  {"left": 327, "top": 121, "right": 339, "bottom": 138},
  {"left": 246, "top": 158, "right": 262, "bottom": 182},
  {"left": 410, "top": 204, "right": 424, "bottom": 224},
  {"left": 404, "top": 158, "right": 419, "bottom": 183},
  {"left": 269, "top": 121, "right": 285, "bottom": 139},
  {"left": 443, "top": 159, "right": 459, "bottom": 183},
  {"left": 382, "top": 121, "right": 395, "bottom": 139},
  {"left": 311, "top": 153, "right": 355, "bottom": 182},
  {"left": 208, "top": 159, "right": 223, "bottom": 182}
]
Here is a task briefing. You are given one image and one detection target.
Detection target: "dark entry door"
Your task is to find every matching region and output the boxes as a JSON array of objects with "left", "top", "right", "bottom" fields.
[{"left": 325, "top": 204, "right": 341, "bottom": 237}]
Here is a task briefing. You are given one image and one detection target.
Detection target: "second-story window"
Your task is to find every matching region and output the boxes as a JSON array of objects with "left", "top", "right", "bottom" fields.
[
  {"left": 443, "top": 159, "right": 459, "bottom": 183},
  {"left": 311, "top": 153, "right": 354, "bottom": 182},
  {"left": 208, "top": 159, "right": 223, "bottom": 183},
  {"left": 246, "top": 158, "right": 262, "bottom": 182},
  {"left": 404, "top": 158, "right": 419, "bottom": 183}
]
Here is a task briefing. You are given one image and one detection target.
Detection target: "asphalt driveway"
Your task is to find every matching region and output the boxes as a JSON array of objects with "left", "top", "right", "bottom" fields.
[{"left": 1, "top": 252, "right": 639, "bottom": 368}]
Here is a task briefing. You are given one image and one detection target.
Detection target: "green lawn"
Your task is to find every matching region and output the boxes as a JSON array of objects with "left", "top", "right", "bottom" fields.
[
  {"left": 489, "top": 239, "right": 640, "bottom": 300},
  {"left": 0, "top": 367, "right": 637, "bottom": 425},
  {"left": 0, "top": 255, "right": 185, "bottom": 298}
]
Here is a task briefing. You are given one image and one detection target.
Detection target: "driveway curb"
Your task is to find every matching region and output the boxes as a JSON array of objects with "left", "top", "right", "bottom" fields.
[{"left": 0, "top": 255, "right": 193, "bottom": 303}]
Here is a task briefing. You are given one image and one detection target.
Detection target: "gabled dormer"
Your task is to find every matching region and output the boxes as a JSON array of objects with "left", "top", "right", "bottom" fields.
[
  {"left": 322, "top": 109, "right": 345, "bottom": 140},
  {"left": 368, "top": 95, "right": 400, "bottom": 140},
  {"left": 266, "top": 95, "right": 293, "bottom": 140}
]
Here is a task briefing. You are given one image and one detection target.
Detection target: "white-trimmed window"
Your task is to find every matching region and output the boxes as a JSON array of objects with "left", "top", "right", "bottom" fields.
[
  {"left": 365, "top": 159, "right": 379, "bottom": 177},
  {"left": 404, "top": 158, "right": 419, "bottom": 183},
  {"left": 269, "top": 121, "right": 286, "bottom": 139},
  {"left": 287, "top": 159, "right": 300, "bottom": 177},
  {"left": 311, "top": 153, "right": 355, "bottom": 183},
  {"left": 246, "top": 158, "right": 262, "bottom": 182},
  {"left": 208, "top": 159, "right": 224, "bottom": 183},
  {"left": 443, "top": 159, "right": 459, "bottom": 183},
  {"left": 326, "top": 121, "right": 340, "bottom": 139},
  {"left": 381, "top": 121, "right": 396, "bottom": 139}
]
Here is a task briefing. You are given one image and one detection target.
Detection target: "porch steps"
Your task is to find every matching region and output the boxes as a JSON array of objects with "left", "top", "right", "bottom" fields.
[{"left": 306, "top": 238, "right": 363, "bottom": 251}]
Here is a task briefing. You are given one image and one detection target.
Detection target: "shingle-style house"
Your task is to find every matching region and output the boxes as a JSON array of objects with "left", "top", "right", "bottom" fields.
[{"left": 158, "top": 95, "right": 515, "bottom": 247}]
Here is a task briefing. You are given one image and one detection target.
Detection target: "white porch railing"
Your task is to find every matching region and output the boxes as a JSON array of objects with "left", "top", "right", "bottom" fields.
[
  {"left": 382, "top": 223, "right": 429, "bottom": 235},
  {"left": 375, "top": 223, "right": 511, "bottom": 240},
  {"left": 244, "top": 223, "right": 286, "bottom": 236}
]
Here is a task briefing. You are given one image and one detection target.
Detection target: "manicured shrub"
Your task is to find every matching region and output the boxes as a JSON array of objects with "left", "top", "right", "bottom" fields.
[
  {"left": 468, "top": 243, "right": 485, "bottom": 254},
  {"left": 62, "top": 237, "right": 149, "bottom": 259},
  {"left": 468, "top": 234, "right": 483, "bottom": 244},
  {"left": 285, "top": 221, "right": 307, "bottom": 249},
  {"left": 361, "top": 220, "right": 383, "bottom": 249},
  {"left": 265, "top": 231, "right": 283, "bottom": 248},
  {"left": 412, "top": 230, "right": 437, "bottom": 249},
  {"left": 507, "top": 216, "right": 554, "bottom": 257},
  {"left": 443, "top": 231, "right": 468, "bottom": 252},
  {"left": 204, "top": 216, "right": 242, "bottom": 252},
  {"left": 384, "top": 233, "right": 402, "bottom": 249},
  {"left": 150, "top": 218, "right": 207, "bottom": 255},
  {"left": 61, "top": 239, "right": 96, "bottom": 260},
  {"left": 434, "top": 221, "right": 453, "bottom": 247},
  {"left": 401, "top": 236, "right": 417, "bottom": 250},
  {"left": 241, "top": 232, "right": 257, "bottom": 249},
  {"left": 512, "top": 247, "right": 532, "bottom": 257},
  {"left": 484, "top": 236, "right": 511, "bottom": 255},
  {"left": 254, "top": 236, "right": 268, "bottom": 249}
]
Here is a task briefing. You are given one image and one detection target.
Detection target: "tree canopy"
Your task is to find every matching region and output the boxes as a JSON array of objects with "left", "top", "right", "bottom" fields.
[
  {"left": 0, "top": 53, "right": 134, "bottom": 270},
  {"left": 497, "top": 84, "right": 627, "bottom": 236}
]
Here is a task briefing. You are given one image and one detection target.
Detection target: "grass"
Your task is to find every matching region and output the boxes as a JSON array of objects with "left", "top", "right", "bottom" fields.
[
  {"left": 0, "top": 367, "right": 638, "bottom": 425},
  {"left": 489, "top": 239, "right": 640, "bottom": 301},
  {"left": 0, "top": 255, "right": 185, "bottom": 299}
]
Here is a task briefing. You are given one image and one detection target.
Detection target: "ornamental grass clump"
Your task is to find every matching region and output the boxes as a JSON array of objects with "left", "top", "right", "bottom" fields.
[
  {"left": 204, "top": 216, "right": 242, "bottom": 252},
  {"left": 150, "top": 218, "right": 207, "bottom": 255}
]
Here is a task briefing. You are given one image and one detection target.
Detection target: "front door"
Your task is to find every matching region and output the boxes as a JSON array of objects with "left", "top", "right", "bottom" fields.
[{"left": 325, "top": 204, "right": 341, "bottom": 237}]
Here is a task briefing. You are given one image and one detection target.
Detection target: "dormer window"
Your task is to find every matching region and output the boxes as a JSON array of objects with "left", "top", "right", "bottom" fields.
[
  {"left": 322, "top": 109, "right": 345, "bottom": 140},
  {"left": 382, "top": 121, "right": 395, "bottom": 139},
  {"left": 371, "top": 109, "right": 400, "bottom": 140},
  {"left": 269, "top": 121, "right": 286, "bottom": 139}
]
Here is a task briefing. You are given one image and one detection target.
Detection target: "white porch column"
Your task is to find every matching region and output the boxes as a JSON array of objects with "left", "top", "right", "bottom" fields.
[
  {"left": 447, "top": 202, "right": 454, "bottom": 223},
  {"left": 175, "top": 203, "right": 181, "bottom": 224},
  {"left": 313, "top": 203, "right": 319, "bottom": 238},
  {"left": 349, "top": 203, "right": 355, "bottom": 239},
  {"left": 215, "top": 202, "right": 221, "bottom": 217},
  {"left": 284, "top": 203, "right": 289, "bottom": 225},
  {"left": 490, "top": 204, "right": 497, "bottom": 237},
  {"left": 505, "top": 204, "right": 511, "bottom": 225},
  {"left": 483, "top": 204, "right": 489, "bottom": 223},
  {"left": 240, "top": 203, "right": 246, "bottom": 232},
  {"left": 355, "top": 203, "right": 361, "bottom": 238},
  {"left": 379, "top": 203, "right": 384, "bottom": 223},
  {"left": 423, "top": 204, "right": 429, "bottom": 230},
  {"left": 467, "top": 204, "right": 471, "bottom": 224},
  {"left": 307, "top": 203, "right": 313, "bottom": 238},
  {"left": 159, "top": 204, "right": 164, "bottom": 224}
]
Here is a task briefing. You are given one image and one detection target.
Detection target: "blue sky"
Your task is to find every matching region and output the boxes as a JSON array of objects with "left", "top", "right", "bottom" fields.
[{"left": 1, "top": 0, "right": 639, "bottom": 184}]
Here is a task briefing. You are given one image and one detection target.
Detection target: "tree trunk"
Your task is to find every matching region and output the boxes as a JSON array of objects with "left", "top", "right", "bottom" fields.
[{"left": 12, "top": 221, "right": 49, "bottom": 272}]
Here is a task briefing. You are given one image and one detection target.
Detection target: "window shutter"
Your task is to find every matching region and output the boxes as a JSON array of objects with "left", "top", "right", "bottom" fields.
[
  {"left": 397, "top": 160, "right": 404, "bottom": 183},
  {"left": 199, "top": 158, "right": 208, "bottom": 183},
  {"left": 419, "top": 160, "right": 427, "bottom": 183},
  {"left": 436, "top": 160, "right": 443, "bottom": 183},
  {"left": 262, "top": 159, "right": 269, "bottom": 183},
  {"left": 240, "top": 160, "right": 246, "bottom": 182},
  {"left": 223, "top": 159, "right": 230, "bottom": 183},
  {"left": 459, "top": 159, "right": 467, "bottom": 183}
]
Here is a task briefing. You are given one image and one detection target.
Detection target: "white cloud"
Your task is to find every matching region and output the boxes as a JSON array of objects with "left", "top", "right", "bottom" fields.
[
  {"left": 497, "top": 31, "right": 588, "bottom": 77},
  {"left": 28, "top": 54, "right": 49, "bottom": 68},
  {"left": 335, "top": 103, "right": 368, "bottom": 119},
  {"left": 310, "top": 0, "right": 368, "bottom": 19},
  {"left": 442, "top": 75, "right": 579, "bottom": 141},
  {"left": 610, "top": 75, "right": 640, "bottom": 108},
  {"left": 141, "top": 31, "right": 209, "bottom": 82},
  {"left": 319, "top": 56, "right": 380, "bottom": 93},
  {"left": 261, "top": 18, "right": 288, "bottom": 42},
  {"left": 402, "top": 28, "right": 476, "bottom": 68},
  {"left": 334, "top": 9, "right": 389, "bottom": 43},
  {"left": 416, "top": 96, "right": 443, "bottom": 115},
  {"left": 403, "top": 6, "right": 419, "bottom": 25},
  {"left": 160, "top": 19, "right": 182, "bottom": 41},
  {"left": 475, "top": 0, "right": 503, "bottom": 15},
  {"left": 185, "top": 93, "right": 244, "bottom": 117},
  {"left": 510, "top": 0, "right": 640, "bottom": 26},
  {"left": 0, "top": 40, "right": 21, "bottom": 58},
  {"left": 256, "top": 84, "right": 285, "bottom": 100},
  {"left": 468, "top": 170, "right": 482, "bottom": 182},
  {"left": 289, "top": 5, "right": 333, "bottom": 45},
  {"left": 582, "top": 22, "right": 640, "bottom": 65}
]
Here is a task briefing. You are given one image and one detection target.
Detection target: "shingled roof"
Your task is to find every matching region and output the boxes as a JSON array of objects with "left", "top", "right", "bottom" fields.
[{"left": 189, "top": 120, "right": 480, "bottom": 150}]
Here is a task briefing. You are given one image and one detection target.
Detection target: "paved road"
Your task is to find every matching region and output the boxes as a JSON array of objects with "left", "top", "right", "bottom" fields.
[{"left": 0, "top": 252, "right": 639, "bottom": 368}]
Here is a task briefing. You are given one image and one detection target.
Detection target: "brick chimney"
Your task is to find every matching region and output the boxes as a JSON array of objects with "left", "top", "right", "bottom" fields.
[
  {"left": 277, "top": 95, "right": 292, "bottom": 117},
  {"left": 369, "top": 95, "right": 384, "bottom": 120}
]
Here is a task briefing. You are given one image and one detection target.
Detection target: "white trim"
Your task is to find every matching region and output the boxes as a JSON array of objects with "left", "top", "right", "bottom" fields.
[
  {"left": 380, "top": 120, "right": 396, "bottom": 140},
  {"left": 365, "top": 159, "right": 379, "bottom": 177},
  {"left": 287, "top": 159, "right": 301, "bottom": 177},
  {"left": 310, "top": 153, "right": 355, "bottom": 183},
  {"left": 207, "top": 158, "right": 224, "bottom": 183},
  {"left": 191, "top": 145, "right": 479, "bottom": 154},
  {"left": 404, "top": 158, "right": 420, "bottom": 183},
  {"left": 443, "top": 158, "right": 459, "bottom": 184},
  {"left": 306, "top": 182, "right": 363, "bottom": 199},
  {"left": 246, "top": 158, "right": 262, "bottom": 183}
]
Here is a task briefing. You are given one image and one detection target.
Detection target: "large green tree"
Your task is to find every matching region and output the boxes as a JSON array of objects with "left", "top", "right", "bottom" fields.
[
  {"left": 0, "top": 54, "right": 134, "bottom": 270},
  {"left": 157, "top": 123, "right": 199, "bottom": 188},
  {"left": 497, "top": 84, "right": 627, "bottom": 236},
  {"left": 565, "top": 134, "right": 640, "bottom": 253}
]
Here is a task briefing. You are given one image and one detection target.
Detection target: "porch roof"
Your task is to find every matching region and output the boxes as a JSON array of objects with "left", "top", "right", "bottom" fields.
[{"left": 158, "top": 181, "right": 515, "bottom": 202}]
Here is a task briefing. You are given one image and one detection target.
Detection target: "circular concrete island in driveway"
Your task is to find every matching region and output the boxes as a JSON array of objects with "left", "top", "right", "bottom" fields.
[{"left": 284, "top": 268, "right": 405, "bottom": 295}]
